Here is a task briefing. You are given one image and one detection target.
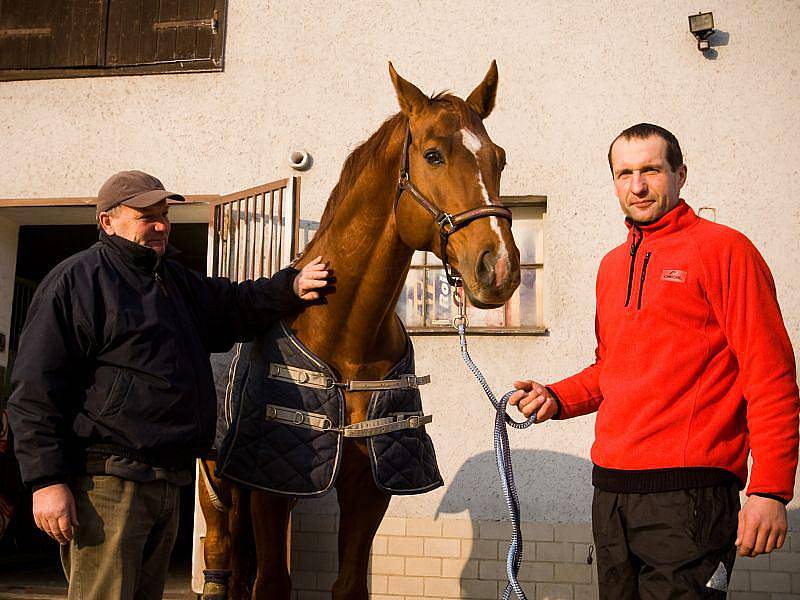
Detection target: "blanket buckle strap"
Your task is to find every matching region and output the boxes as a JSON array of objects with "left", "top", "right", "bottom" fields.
[
  {"left": 265, "top": 405, "right": 432, "bottom": 438},
  {"left": 267, "top": 363, "right": 430, "bottom": 392}
]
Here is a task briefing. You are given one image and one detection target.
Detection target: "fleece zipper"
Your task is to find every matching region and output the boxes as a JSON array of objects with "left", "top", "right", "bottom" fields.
[
  {"left": 637, "top": 252, "right": 652, "bottom": 309},
  {"left": 624, "top": 225, "right": 643, "bottom": 307}
]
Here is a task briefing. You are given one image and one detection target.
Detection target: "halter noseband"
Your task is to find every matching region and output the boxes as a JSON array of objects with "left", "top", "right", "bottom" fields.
[{"left": 395, "top": 126, "right": 512, "bottom": 287}]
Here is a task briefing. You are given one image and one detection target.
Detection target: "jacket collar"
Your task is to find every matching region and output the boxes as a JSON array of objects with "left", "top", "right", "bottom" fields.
[
  {"left": 99, "top": 231, "right": 179, "bottom": 273},
  {"left": 624, "top": 199, "right": 698, "bottom": 242}
]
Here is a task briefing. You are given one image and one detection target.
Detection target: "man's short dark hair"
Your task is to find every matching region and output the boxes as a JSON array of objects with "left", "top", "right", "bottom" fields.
[{"left": 608, "top": 123, "right": 684, "bottom": 173}]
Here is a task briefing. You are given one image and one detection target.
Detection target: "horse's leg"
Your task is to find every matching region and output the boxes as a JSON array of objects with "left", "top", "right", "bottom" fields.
[
  {"left": 250, "top": 491, "right": 294, "bottom": 600},
  {"left": 332, "top": 439, "right": 391, "bottom": 600},
  {"left": 228, "top": 485, "right": 255, "bottom": 600},
  {"left": 198, "top": 459, "right": 233, "bottom": 600}
]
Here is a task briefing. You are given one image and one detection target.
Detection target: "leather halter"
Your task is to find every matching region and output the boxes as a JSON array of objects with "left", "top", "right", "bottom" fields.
[{"left": 395, "top": 126, "right": 512, "bottom": 286}]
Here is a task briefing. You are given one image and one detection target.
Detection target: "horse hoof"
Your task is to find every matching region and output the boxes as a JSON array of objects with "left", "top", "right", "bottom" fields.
[{"left": 201, "top": 581, "right": 228, "bottom": 600}]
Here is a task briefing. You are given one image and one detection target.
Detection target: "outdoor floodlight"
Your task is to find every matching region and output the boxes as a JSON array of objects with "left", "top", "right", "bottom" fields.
[{"left": 689, "top": 11, "right": 715, "bottom": 52}]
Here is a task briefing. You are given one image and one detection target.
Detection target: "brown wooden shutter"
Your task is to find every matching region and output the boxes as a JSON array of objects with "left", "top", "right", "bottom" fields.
[
  {"left": 0, "top": 0, "right": 104, "bottom": 69},
  {"left": 105, "top": 0, "right": 223, "bottom": 68}
]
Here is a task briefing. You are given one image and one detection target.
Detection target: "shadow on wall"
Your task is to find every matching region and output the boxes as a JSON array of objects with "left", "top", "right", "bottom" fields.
[
  {"left": 437, "top": 450, "right": 594, "bottom": 597},
  {"left": 437, "top": 449, "right": 593, "bottom": 522},
  {"left": 702, "top": 29, "right": 730, "bottom": 61}
]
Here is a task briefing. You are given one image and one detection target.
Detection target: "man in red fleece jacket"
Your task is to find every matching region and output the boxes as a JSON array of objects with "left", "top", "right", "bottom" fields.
[{"left": 510, "top": 123, "right": 799, "bottom": 598}]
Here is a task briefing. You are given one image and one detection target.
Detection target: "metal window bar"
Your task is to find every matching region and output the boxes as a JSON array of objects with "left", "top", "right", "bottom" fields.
[
  {"left": 271, "top": 190, "right": 281, "bottom": 275},
  {"left": 209, "top": 178, "right": 299, "bottom": 282},
  {"left": 405, "top": 261, "right": 544, "bottom": 330},
  {"left": 282, "top": 178, "right": 297, "bottom": 268},
  {"left": 275, "top": 189, "right": 284, "bottom": 274},
  {"left": 228, "top": 201, "right": 238, "bottom": 279},
  {"left": 254, "top": 193, "right": 264, "bottom": 278},
  {"left": 243, "top": 196, "right": 252, "bottom": 280},
  {"left": 265, "top": 189, "right": 274, "bottom": 276}
]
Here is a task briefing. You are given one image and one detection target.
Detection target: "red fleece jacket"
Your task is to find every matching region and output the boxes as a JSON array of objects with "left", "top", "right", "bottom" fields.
[{"left": 550, "top": 201, "right": 799, "bottom": 501}]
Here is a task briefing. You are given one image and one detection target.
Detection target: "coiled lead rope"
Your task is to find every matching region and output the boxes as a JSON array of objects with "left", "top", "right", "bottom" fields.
[{"left": 453, "top": 288, "right": 536, "bottom": 600}]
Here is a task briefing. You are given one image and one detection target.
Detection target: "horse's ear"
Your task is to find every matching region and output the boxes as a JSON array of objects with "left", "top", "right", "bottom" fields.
[
  {"left": 466, "top": 60, "right": 499, "bottom": 119},
  {"left": 389, "top": 62, "right": 427, "bottom": 117}
]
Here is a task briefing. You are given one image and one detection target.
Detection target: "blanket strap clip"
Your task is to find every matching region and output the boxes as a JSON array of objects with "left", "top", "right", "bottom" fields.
[{"left": 265, "top": 404, "right": 433, "bottom": 438}]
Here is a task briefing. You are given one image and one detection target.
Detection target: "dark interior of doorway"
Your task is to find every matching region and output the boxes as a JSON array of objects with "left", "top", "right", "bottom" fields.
[
  {"left": 0, "top": 223, "right": 207, "bottom": 586},
  {"left": 14, "top": 223, "right": 208, "bottom": 280}
]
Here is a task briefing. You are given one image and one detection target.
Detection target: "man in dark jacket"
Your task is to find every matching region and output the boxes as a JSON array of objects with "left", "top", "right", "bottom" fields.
[{"left": 7, "top": 170, "right": 330, "bottom": 600}]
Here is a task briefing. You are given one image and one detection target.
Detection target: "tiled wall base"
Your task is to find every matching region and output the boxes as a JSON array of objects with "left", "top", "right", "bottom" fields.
[{"left": 289, "top": 513, "right": 800, "bottom": 599}]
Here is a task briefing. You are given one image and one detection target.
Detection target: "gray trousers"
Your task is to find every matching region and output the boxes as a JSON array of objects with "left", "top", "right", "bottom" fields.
[{"left": 60, "top": 475, "right": 180, "bottom": 600}]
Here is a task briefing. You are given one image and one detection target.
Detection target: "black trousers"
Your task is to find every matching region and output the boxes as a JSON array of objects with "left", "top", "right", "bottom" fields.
[{"left": 592, "top": 485, "right": 739, "bottom": 599}]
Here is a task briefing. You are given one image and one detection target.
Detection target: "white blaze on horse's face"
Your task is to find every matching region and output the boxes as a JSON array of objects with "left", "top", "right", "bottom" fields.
[{"left": 458, "top": 127, "right": 509, "bottom": 265}]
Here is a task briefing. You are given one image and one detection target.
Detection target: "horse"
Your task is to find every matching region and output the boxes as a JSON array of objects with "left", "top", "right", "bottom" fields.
[{"left": 198, "top": 61, "right": 521, "bottom": 599}]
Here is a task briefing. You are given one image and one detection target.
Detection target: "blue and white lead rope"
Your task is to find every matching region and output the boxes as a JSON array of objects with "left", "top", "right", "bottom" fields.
[{"left": 455, "top": 317, "right": 537, "bottom": 600}]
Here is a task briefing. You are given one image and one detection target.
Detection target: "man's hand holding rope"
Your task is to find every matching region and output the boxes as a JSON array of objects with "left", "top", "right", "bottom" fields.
[{"left": 508, "top": 379, "right": 560, "bottom": 422}]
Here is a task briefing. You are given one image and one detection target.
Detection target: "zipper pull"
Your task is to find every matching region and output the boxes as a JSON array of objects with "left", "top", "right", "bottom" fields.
[
  {"left": 154, "top": 272, "right": 169, "bottom": 296},
  {"left": 587, "top": 544, "right": 594, "bottom": 565},
  {"left": 630, "top": 225, "right": 641, "bottom": 255},
  {"left": 640, "top": 252, "right": 652, "bottom": 285}
]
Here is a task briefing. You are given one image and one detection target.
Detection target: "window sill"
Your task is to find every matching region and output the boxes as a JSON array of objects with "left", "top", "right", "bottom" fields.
[
  {"left": 407, "top": 327, "right": 549, "bottom": 336},
  {"left": 0, "top": 60, "right": 222, "bottom": 82}
]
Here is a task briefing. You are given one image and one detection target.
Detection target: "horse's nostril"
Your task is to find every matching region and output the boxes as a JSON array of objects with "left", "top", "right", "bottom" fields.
[{"left": 477, "top": 250, "right": 496, "bottom": 286}]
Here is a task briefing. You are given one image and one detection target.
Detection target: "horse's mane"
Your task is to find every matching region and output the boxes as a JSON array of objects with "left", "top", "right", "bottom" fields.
[
  {"left": 303, "top": 92, "right": 459, "bottom": 254},
  {"left": 312, "top": 111, "right": 406, "bottom": 239}
]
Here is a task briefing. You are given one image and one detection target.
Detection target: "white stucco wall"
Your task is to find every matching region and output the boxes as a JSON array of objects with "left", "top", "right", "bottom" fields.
[
  {"left": 1, "top": 1, "right": 798, "bottom": 526},
  {"left": 0, "top": 216, "right": 19, "bottom": 369}
]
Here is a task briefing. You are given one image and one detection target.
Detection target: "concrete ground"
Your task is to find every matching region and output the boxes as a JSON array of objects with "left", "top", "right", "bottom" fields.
[{"left": 0, "top": 554, "right": 196, "bottom": 599}]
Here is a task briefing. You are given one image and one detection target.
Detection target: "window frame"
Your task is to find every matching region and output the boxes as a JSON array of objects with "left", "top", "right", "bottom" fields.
[
  {"left": 0, "top": 0, "right": 227, "bottom": 82},
  {"left": 404, "top": 194, "right": 548, "bottom": 336}
]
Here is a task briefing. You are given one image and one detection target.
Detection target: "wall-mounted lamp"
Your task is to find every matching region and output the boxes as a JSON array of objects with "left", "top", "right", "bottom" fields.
[{"left": 689, "top": 11, "right": 715, "bottom": 52}]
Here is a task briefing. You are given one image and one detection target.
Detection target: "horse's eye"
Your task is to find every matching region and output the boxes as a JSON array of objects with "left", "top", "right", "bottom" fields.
[{"left": 424, "top": 150, "right": 444, "bottom": 165}]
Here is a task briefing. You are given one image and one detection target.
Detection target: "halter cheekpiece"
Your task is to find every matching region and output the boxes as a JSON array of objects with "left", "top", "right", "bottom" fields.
[{"left": 395, "top": 126, "right": 513, "bottom": 286}]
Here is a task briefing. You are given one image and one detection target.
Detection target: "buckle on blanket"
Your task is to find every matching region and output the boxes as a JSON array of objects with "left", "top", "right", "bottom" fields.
[
  {"left": 268, "top": 363, "right": 431, "bottom": 392},
  {"left": 264, "top": 405, "right": 432, "bottom": 437},
  {"left": 346, "top": 374, "right": 431, "bottom": 391},
  {"left": 341, "top": 413, "right": 433, "bottom": 437},
  {"left": 266, "top": 405, "right": 333, "bottom": 432},
  {"left": 267, "top": 363, "right": 334, "bottom": 390}
]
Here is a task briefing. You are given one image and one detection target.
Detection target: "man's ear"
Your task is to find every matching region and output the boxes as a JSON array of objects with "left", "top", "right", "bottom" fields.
[
  {"left": 98, "top": 211, "right": 115, "bottom": 235},
  {"left": 677, "top": 164, "right": 688, "bottom": 190}
]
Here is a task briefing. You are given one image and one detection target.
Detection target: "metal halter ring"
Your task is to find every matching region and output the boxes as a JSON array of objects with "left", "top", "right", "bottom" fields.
[{"left": 452, "top": 286, "right": 469, "bottom": 329}]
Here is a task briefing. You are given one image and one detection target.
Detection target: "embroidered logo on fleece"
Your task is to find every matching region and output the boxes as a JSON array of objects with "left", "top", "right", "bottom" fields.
[{"left": 661, "top": 269, "right": 687, "bottom": 283}]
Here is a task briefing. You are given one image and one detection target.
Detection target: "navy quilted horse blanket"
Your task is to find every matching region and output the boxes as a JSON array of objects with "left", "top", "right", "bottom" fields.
[{"left": 215, "top": 321, "right": 443, "bottom": 496}]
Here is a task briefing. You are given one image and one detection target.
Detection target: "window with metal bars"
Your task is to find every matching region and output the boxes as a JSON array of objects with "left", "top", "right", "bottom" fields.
[
  {"left": 0, "top": 0, "right": 226, "bottom": 81},
  {"left": 396, "top": 196, "right": 547, "bottom": 335}
]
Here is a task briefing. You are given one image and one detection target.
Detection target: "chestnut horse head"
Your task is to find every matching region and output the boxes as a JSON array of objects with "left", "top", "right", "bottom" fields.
[{"left": 389, "top": 61, "right": 520, "bottom": 308}]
